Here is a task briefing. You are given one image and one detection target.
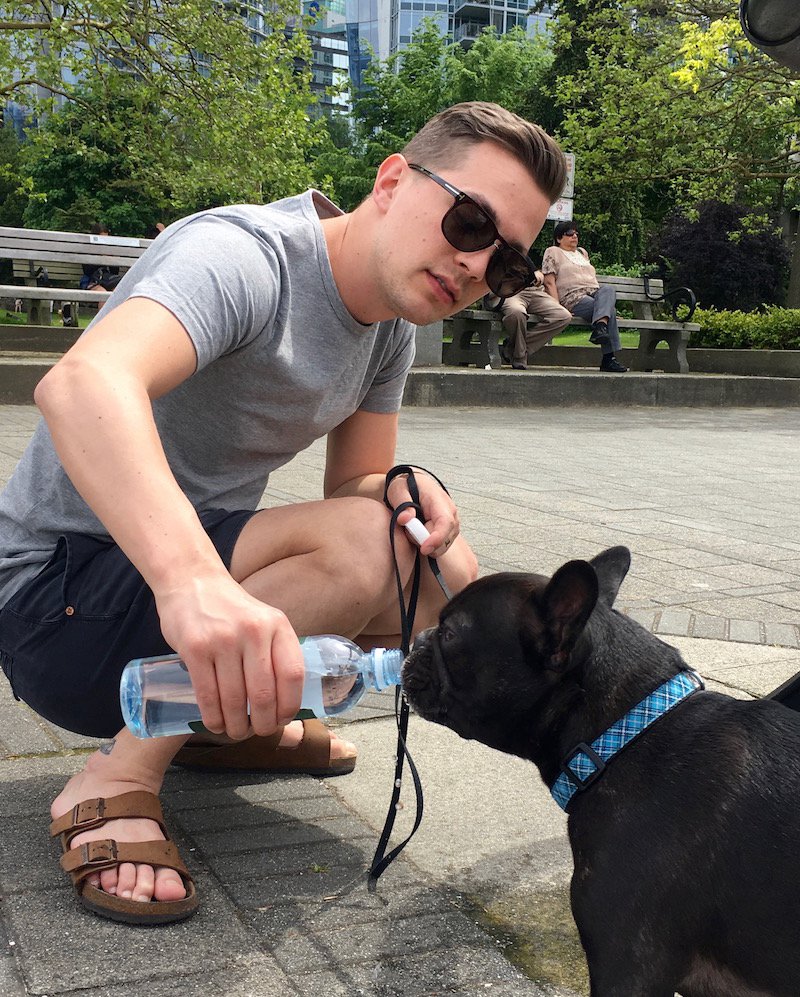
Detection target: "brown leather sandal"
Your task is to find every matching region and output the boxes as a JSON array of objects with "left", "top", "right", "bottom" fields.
[
  {"left": 170, "top": 718, "right": 357, "bottom": 775},
  {"left": 50, "top": 791, "right": 199, "bottom": 925}
]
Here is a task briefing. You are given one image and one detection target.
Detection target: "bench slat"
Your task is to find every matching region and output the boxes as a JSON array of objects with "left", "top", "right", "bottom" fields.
[
  {"left": 4, "top": 247, "right": 142, "bottom": 268},
  {"left": 0, "top": 284, "right": 110, "bottom": 302}
]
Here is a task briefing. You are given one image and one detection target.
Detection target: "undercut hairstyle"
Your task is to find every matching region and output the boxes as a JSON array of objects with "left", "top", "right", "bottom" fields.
[{"left": 401, "top": 102, "right": 568, "bottom": 205}]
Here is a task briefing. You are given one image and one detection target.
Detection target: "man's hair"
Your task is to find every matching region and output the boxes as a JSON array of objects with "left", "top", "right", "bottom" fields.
[
  {"left": 553, "top": 220, "right": 577, "bottom": 243},
  {"left": 401, "top": 102, "right": 567, "bottom": 204}
]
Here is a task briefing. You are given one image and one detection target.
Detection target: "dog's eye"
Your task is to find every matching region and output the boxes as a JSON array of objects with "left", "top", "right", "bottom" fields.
[{"left": 440, "top": 625, "right": 456, "bottom": 643}]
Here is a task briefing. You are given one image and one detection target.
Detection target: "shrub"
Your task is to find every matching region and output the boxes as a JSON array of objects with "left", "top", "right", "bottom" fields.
[
  {"left": 648, "top": 201, "right": 790, "bottom": 312},
  {"left": 691, "top": 307, "right": 800, "bottom": 350}
]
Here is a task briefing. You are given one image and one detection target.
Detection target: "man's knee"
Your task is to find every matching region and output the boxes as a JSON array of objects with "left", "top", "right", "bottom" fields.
[{"left": 323, "top": 497, "right": 415, "bottom": 596}]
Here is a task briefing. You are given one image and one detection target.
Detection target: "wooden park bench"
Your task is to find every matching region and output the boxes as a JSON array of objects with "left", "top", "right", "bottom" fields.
[
  {"left": 0, "top": 226, "right": 152, "bottom": 327},
  {"left": 445, "top": 275, "right": 700, "bottom": 374}
]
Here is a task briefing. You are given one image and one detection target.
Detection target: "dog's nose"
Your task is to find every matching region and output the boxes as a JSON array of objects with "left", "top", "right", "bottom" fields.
[{"left": 412, "top": 627, "right": 436, "bottom": 651}]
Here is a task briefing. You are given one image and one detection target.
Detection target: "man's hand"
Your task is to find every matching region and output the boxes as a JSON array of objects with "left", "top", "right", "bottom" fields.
[
  {"left": 386, "top": 470, "right": 459, "bottom": 558},
  {"left": 155, "top": 573, "right": 305, "bottom": 741}
]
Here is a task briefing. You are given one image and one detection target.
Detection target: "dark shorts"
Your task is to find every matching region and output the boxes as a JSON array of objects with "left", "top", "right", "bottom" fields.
[{"left": 0, "top": 508, "right": 256, "bottom": 738}]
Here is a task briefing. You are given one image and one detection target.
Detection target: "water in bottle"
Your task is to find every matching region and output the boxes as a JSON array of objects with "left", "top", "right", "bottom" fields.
[{"left": 120, "top": 634, "right": 404, "bottom": 738}]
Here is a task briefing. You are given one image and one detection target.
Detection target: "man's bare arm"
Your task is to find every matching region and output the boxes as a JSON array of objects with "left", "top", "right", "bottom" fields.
[{"left": 34, "top": 297, "right": 304, "bottom": 738}]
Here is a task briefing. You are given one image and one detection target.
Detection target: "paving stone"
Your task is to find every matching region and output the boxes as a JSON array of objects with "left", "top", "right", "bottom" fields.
[
  {"left": 244, "top": 880, "right": 450, "bottom": 938},
  {"left": 654, "top": 609, "right": 692, "bottom": 636},
  {"left": 3, "top": 873, "right": 267, "bottom": 995},
  {"left": 620, "top": 608, "right": 657, "bottom": 630},
  {"left": 174, "top": 793, "right": 344, "bottom": 833},
  {"left": 269, "top": 909, "right": 491, "bottom": 973},
  {"left": 0, "top": 956, "right": 26, "bottom": 997},
  {"left": 193, "top": 812, "right": 371, "bottom": 856},
  {"left": 207, "top": 836, "right": 375, "bottom": 883},
  {"left": 764, "top": 622, "right": 800, "bottom": 649},
  {"left": 295, "top": 944, "right": 544, "bottom": 996},
  {"left": 690, "top": 615, "right": 727, "bottom": 640},
  {"left": 65, "top": 959, "right": 291, "bottom": 997},
  {"left": 727, "top": 619, "right": 764, "bottom": 644}
]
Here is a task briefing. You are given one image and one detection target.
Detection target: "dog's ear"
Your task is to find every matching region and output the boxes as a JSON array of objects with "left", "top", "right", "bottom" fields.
[
  {"left": 535, "top": 559, "right": 599, "bottom": 671},
  {"left": 589, "top": 546, "right": 631, "bottom": 607}
]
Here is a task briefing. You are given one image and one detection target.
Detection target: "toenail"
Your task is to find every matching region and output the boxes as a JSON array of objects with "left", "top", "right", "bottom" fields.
[{"left": 120, "top": 890, "right": 132, "bottom": 899}]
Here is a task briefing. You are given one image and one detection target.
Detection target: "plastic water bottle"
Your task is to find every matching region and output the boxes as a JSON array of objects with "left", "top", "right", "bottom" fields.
[{"left": 120, "top": 635, "right": 404, "bottom": 738}]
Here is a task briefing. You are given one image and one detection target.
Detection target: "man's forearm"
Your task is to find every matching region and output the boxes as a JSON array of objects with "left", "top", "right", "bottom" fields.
[{"left": 35, "top": 357, "right": 226, "bottom": 595}]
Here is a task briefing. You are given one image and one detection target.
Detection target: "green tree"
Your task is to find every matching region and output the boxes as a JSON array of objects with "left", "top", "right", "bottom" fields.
[
  {"left": 0, "top": 123, "right": 27, "bottom": 227},
  {"left": 321, "top": 21, "right": 554, "bottom": 210},
  {"left": 1, "top": 0, "right": 320, "bottom": 224},
  {"left": 532, "top": 1, "right": 800, "bottom": 277}
]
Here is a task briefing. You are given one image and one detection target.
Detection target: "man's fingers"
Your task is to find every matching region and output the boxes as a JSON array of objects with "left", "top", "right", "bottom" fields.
[
  {"left": 214, "top": 650, "right": 251, "bottom": 740},
  {"left": 270, "top": 627, "right": 305, "bottom": 727},
  {"left": 188, "top": 655, "right": 226, "bottom": 734}
]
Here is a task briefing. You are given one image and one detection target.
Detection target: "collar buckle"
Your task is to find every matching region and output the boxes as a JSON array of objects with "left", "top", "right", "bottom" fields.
[{"left": 561, "top": 742, "right": 606, "bottom": 790}]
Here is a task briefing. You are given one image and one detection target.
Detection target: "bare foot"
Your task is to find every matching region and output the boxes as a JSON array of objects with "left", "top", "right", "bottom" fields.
[
  {"left": 278, "top": 720, "right": 357, "bottom": 760},
  {"left": 51, "top": 737, "right": 187, "bottom": 904}
]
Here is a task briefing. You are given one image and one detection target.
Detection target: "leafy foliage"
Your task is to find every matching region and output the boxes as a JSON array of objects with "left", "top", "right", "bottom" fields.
[
  {"left": 1, "top": 0, "right": 320, "bottom": 228},
  {"left": 0, "top": 124, "right": 27, "bottom": 227},
  {"left": 691, "top": 306, "right": 800, "bottom": 350},
  {"left": 528, "top": 0, "right": 800, "bottom": 268},
  {"left": 649, "top": 200, "right": 790, "bottom": 311},
  {"left": 318, "top": 21, "right": 554, "bottom": 210}
]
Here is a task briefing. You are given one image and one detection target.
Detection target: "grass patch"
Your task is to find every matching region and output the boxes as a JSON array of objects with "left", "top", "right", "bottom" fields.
[
  {"left": 473, "top": 887, "right": 589, "bottom": 995},
  {"left": 0, "top": 307, "right": 92, "bottom": 328},
  {"left": 553, "top": 329, "right": 641, "bottom": 349}
]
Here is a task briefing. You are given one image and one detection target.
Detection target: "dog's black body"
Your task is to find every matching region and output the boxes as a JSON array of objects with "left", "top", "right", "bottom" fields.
[{"left": 403, "top": 546, "right": 800, "bottom": 997}]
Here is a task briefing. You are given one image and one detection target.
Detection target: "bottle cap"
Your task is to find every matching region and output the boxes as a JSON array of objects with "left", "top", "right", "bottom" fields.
[{"left": 372, "top": 647, "right": 404, "bottom": 690}]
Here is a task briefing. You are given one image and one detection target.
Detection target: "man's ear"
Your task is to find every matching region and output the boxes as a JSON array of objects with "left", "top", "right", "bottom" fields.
[{"left": 371, "top": 154, "right": 409, "bottom": 215}]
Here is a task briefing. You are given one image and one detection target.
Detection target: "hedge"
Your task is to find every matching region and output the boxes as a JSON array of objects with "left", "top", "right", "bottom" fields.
[{"left": 689, "top": 306, "right": 800, "bottom": 350}]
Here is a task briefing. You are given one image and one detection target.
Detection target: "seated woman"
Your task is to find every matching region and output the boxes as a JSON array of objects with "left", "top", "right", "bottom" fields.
[{"left": 542, "top": 221, "right": 628, "bottom": 373}]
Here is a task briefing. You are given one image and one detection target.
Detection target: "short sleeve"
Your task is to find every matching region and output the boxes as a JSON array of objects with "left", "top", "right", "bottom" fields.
[
  {"left": 125, "top": 217, "right": 281, "bottom": 370},
  {"left": 541, "top": 247, "right": 560, "bottom": 276},
  {"left": 359, "top": 320, "right": 416, "bottom": 414}
]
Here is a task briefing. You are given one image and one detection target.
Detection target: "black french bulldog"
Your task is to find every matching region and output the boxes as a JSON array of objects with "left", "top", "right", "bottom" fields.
[{"left": 402, "top": 546, "right": 800, "bottom": 997}]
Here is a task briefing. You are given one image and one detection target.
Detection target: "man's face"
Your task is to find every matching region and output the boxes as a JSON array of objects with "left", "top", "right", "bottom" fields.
[{"left": 374, "top": 143, "right": 551, "bottom": 325}]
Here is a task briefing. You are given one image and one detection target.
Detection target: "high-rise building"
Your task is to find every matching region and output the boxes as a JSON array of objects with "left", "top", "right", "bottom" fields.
[
  {"left": 304, "top": 0, "right": 352, "bottom": 115},
  {"left": 344, "top": 0, "right": 553, "bottom": 88}
]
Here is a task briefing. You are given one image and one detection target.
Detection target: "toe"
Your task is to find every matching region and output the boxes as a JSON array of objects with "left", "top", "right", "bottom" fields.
[
  {"left": 154, "top": 866, "right": 188, "bottom": 902},
  {"left": 132, "top": 864, "right": 155, "bottom": 903},
  {"left": 115, "top": 862, "right": 139, "bottom": 899},
  {"left": 99, "top": 866, "right": 118, "bottom": 895}
]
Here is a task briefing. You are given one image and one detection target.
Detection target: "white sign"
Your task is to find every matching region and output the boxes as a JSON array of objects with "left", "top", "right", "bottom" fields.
[
  {"left": 561, "top": 153, "right": 575, "bottom": 199},
  {"left": 547, "top": 197, "right": 574, "bottom": 222}
]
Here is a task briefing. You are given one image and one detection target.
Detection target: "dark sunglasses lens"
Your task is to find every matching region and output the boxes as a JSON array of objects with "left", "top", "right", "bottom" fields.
[
  {"left": 487, "top": 248, "right": 534, "bottom": 297},
  {"left": 442, "top": 200, "right": 496, "bottom": 251}
]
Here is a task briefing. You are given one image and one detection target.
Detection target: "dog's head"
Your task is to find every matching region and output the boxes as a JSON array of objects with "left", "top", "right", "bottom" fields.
[{"left": 402, "top": 546, "right": 632, "bottom": 757}]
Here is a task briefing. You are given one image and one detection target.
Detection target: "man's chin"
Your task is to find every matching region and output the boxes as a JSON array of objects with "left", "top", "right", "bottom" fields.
[{"left": 400, "top": 298, "right": 468, "bottom": 326}]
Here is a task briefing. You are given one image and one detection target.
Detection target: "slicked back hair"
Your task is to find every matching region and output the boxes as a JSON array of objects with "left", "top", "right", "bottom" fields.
[{"left": 401, "top": 102, "right": 567, "bottom": 205}]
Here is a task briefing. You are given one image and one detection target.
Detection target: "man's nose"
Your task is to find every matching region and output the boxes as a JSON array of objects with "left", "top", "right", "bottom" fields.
[{"left": 453, "top": 243, "right": 497, "bottom": 283}]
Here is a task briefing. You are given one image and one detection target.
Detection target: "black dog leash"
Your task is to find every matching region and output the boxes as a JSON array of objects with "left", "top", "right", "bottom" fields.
[{"left": 367, "top": 465, "right": 451, "bottom": 891}]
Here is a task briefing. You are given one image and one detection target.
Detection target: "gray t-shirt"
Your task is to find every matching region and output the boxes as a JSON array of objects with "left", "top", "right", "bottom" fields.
[{"left": 0, "top": 190, "right": 415, "bottom": 606}]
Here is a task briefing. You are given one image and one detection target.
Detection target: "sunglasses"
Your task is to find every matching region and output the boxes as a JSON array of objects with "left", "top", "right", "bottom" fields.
[{"left": 408, "top": 163, "right": 536, "bottom": 298}]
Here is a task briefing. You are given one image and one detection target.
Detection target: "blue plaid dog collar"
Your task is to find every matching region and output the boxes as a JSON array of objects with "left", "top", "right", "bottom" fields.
[{"left": 551, "top": 669, "right": 705, "bottom": 811}]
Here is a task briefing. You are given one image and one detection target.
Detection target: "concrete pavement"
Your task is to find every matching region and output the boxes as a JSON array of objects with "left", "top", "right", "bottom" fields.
[{"left": 1, "top": 402, "right": 800, "bottom": 997}]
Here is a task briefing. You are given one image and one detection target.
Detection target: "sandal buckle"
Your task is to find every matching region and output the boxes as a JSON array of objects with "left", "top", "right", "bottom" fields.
[
  {"left": 72, "top": 798, "right": 105, "bottom": 827},
  {"left": 80, "top": 839, "right": 118, "bottom": 866}
]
